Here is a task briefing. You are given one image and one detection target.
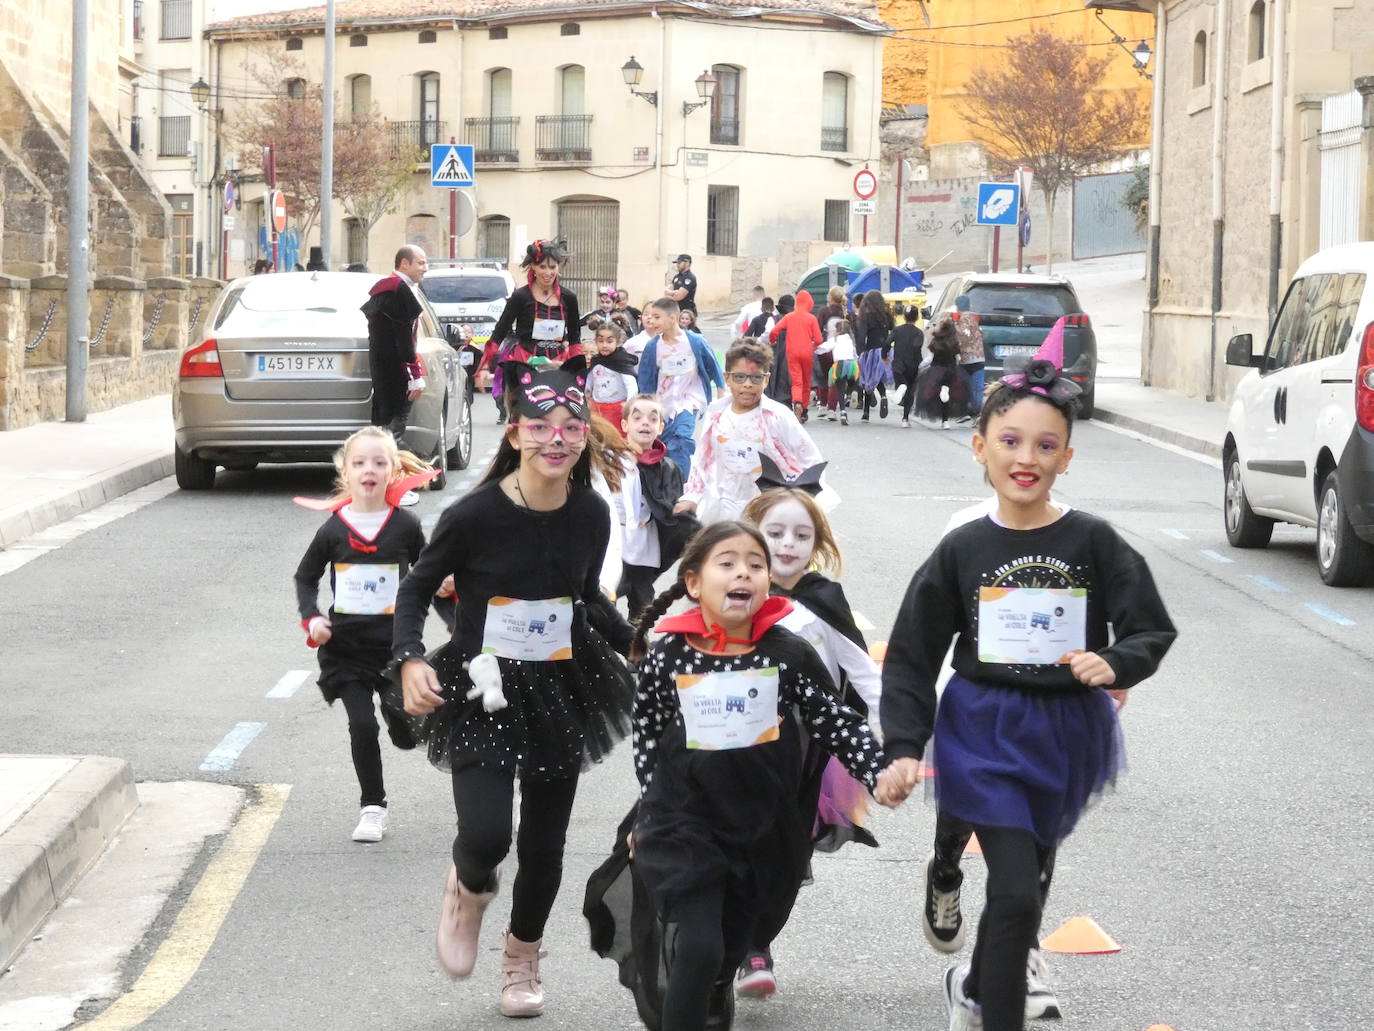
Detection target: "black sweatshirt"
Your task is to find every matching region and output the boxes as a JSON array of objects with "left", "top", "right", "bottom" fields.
[
  {"left": 880, "top": 510, "right": 1176, "bottom": 764},
  {"left": 392, "top": 480, "right": 633, "bottom": 664}
]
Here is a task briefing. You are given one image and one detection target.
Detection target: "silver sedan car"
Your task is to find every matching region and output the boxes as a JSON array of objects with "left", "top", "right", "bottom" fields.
[{"left": 173, "top": 271, "right": 472, "bottom": 490}]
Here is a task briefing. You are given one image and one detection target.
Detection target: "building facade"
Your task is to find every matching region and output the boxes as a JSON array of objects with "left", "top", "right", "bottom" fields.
[
  {"left": 1144, "top": 0, "right": 1374, "bottom": 400},
  {"left": 205, "top": 0, "right": 887, "bottom": 308}
]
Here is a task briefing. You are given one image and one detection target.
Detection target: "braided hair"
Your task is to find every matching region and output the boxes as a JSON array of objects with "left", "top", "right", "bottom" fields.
[{"left": 628, "top": 520, "right": 771, "bottom": 661}]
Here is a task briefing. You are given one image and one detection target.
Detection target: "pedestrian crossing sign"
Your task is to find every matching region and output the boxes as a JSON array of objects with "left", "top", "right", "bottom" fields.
[{"left": 430, "top": 144, "right": 475, "bottom": 188}]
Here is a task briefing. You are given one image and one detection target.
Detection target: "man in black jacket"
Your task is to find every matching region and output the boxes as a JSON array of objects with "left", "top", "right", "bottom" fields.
[{"left": 362, "top": 245, "right": 428, "bottom": 448}]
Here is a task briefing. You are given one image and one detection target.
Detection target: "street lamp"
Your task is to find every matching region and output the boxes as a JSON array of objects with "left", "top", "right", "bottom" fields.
[
  {"left": 1131, "top": 39, "right": 1153, "bottom": 69},
  {"left": 190, "top": 76, "right": 212, "bottom": 107},
  {"left": 621, "top": 56, "right": 658, "bottom": 107},
  {"left": 682, "top": 70, "right": 717, "bottom": 118},
  {"left": 1093, "top": 9, "right": 1154, "bottom": 79}
]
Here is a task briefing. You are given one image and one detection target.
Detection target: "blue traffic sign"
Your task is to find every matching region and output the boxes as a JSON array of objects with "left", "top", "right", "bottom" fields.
[
  {"left": 975, "top": 182, "right": 1020, "bottom": 227},
  {"left": 430, "top": 144, "right": 475, "bottom": 188}
]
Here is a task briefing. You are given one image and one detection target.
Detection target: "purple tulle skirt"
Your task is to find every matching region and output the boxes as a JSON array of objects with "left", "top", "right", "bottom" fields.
[
  {"left": 930, "top": 675, "right": 1125, "bottom": 846},
  {"left": 858, "top": 348, "right": 894, "bottom": 390}
]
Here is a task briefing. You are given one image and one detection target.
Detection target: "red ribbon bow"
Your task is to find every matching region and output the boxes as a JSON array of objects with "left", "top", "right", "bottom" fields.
[
  {"left": 700, "top": 623, "right": 754, "bottom": 654},
  {"left": 348, "top": 535, "right": 378, "bottom": 554}
]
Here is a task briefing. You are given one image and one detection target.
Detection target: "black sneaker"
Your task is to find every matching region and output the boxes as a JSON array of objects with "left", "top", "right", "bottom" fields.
[
  {"left": 879, "top": 396, "right": 889, "bottom": 419},
  {"left": 735, "top": 950, "right": 776, "bottom": 999},
  {"left": 1024, "top": 948, "right": 1062, "bottom": 1020},
  {"left": 922, "top": 851, "right": 967, "bottom": 952}
]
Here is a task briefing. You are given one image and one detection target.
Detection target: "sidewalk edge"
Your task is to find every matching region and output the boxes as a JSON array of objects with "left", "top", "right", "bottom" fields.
[
  {"left": 0, "top": 453, "right": 173, "bottom": 551},
  {"left": 1093, "top": 406, "right": 1223, "bottom": 460},
  {"left": 0, "top": 757, "right": 139, "bottom": 970}
]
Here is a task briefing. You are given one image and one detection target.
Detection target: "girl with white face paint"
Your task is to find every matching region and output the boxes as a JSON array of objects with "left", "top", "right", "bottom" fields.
[{"left": 732, "top": 487, "right": 885, "bottom": 1000}]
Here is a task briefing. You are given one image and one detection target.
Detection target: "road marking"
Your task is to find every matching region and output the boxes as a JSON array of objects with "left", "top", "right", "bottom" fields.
[
  {"left": 265, "top": 670, "right": 309, "bottom": 699},
  {"left": 1160, "top": 529, "right": 1190, "bottom": 540},
  {"left": 1304, "top": 602, "right": 1356, "bottom": 627},
  {"left": 1246, "top": 574, "right": 1292, "bottom": 594},
  {"left": 1092, "top": 418, "right": 1222, "bottom": 469},
  {"left": 75, "top": 784, "right": 291, "bottom": 1031},
  {"left": 852, "top": 610, "right": 876, "bottom": 632},
  {"left": 199, "top": 722, "right": 266, "bottom": 773},
  {"left": 1199, "top": 549, "right": 1234, "bottom": 564}
]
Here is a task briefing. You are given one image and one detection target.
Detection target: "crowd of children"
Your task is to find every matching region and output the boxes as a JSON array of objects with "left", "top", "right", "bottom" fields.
[{"left": 292, "top": 274, "right": 1177, "bottom": 1031}]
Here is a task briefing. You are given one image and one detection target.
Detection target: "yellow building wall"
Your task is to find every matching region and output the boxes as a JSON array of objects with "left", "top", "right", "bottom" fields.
[
  {"left": 0, "top": 0, "right": 129, "bottom": 125},
  {"left": 883, "top": 0, "right": 1154, "bottom": 147}
]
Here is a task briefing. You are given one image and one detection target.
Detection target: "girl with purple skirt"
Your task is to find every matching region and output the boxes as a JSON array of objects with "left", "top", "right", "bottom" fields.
[{"left": 875, "top": 328, "right": 1176, "bottom": 1031}]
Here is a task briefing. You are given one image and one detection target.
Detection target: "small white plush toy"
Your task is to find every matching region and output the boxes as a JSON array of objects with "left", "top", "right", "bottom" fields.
[{"left": 463, "top": 653, "right": 508, "bottom": 712}]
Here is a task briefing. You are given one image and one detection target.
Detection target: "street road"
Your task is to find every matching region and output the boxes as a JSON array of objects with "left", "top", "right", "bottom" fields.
[{"left": 3, "top": 397, "right": 1372, "bottom": 1030}]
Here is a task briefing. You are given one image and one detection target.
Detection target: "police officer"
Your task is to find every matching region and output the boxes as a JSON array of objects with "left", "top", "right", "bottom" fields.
[{"left": 667, "top": 253, "right": 698, "bottom": 315}]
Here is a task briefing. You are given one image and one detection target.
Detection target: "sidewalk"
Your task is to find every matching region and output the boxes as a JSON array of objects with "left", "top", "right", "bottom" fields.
[{"left": 1094, "top": 379, "right": 1226, "bottom": 459}]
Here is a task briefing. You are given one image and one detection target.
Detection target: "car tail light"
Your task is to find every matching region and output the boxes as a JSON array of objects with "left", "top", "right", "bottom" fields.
[
  {"left": 179, "top": 338, "right": 222, "bottom": 378},
  {"left": 1063, "top": 314, "right": 1091, "bottom": 328},
  {"left": 1357, "top": 323, "right": 1374, "bottom": 432}
]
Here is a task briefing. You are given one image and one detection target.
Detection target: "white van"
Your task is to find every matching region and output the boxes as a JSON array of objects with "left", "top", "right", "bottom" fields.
[{"left": 1222, "top": 242, "right": 1374, "bottom": 585}]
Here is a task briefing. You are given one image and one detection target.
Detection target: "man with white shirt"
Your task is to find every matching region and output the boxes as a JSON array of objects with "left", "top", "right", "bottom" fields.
[
  {"left": 735, "top": 284, "right": 766, "bottom": 336},
  {"left": 362, "top": 245, "right": 429, "bottom": 504}
]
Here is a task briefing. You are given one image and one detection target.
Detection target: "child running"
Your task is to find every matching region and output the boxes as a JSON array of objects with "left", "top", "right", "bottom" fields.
[
  {"left": 587, "top": 521, "right": 886, "bottom": 1031},
  {"left": 293, "top": 426, "right": 444, "bottom": 843},
  {"left": 586, "top": 317, "right": 639, "bottom": 428},
  {"left": 889, "top": 304, "right": 925, "bottom": 428},
  {"left": 675, "top": 338, "right": 824, "bottom": 523},
  {"left": 393, "top": 359, "right": 635, "bottom": 1018},
  {"left": 915, "top": 319, "right": 972, "bottom": 428},
  {"left": 730, "top": 486, "right": 885, "bottom": 999},
  {"left": 827, "top": 318, "right": 859, "bottom": 426},
  {"left": 635, "top": 297, "right": 724, "bottom": 481},
  {"left": 876, "top": 334, "right": 1177, "bottom": 1031}
]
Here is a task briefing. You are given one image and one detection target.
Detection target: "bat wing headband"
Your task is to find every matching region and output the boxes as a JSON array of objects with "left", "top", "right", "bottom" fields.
[{"left": 501, "top": 356, "right": 589, "bottom": 421}]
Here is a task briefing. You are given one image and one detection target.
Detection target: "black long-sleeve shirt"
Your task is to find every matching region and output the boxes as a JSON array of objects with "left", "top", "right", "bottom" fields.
[
  {"left": 489, "top": 284, "right": 581, "bottom": 351},
  {"left": 392, "top": 480, "right": 632, "bottom": 665},
  {"left": 880, "top": 510, "right": 1176, "bottom": 764}
]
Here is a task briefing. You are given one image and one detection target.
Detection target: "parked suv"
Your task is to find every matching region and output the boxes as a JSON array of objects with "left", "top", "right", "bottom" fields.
[
  {"left": 419, "top": 262, "right": 515, "bottom": 348},
  {"left": 930, "top": 273, "right": 1098, "bottom": 417},
  {"left": 1222, "top": 242, "right": 1374, "bottom": 585}
]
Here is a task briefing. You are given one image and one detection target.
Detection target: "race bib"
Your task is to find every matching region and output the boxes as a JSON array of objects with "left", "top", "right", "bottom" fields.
[
  {"left": 590, "top": 367, "right": 629, "bottom": 403},
  {"left": 720, "top": 441, "right": 760, "bottom": 477},
  {"left": 661, "top": 349, "right": 695, "bottom": 376},
  {"left": 333, "top": 562, "right": 400, "bottom": 615},
  {"left": 532, "top": 318, "right": 565, "bottom": 341},
  {"left": 677, "top": 667, "right": 781, "bottom": 750},
  {"left": 977, "top": 587, "right": 1087, "bottom": 665},
  {"left": 459, "top": 350, "right": 475, "bottom": 366},
  {"left": 482, "top": 596, "right": 574, "bottom": 662}
]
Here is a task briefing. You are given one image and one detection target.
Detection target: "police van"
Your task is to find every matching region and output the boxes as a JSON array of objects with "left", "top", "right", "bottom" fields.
[{"left": 1222, "top": 243, "right": 1374, "bottom": 585}]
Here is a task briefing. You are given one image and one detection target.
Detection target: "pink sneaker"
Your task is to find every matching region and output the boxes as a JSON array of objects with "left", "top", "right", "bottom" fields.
[{"left": 734, "top": 950, "right": 777, "bottom": 999}]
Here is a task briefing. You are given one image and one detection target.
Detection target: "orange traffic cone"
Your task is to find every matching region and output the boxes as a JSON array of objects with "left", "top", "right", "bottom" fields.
[
  {"left": 868, "top": 640, "right": 887, "bottom": 663},
  {"left": 1143, "top": 1025, "right": 1176, "bottom": 1030},
  {"left": 1040, "top": 915, "right": 1121, "bottom": 954}
]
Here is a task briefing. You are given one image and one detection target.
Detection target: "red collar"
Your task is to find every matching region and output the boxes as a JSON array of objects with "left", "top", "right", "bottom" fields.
[
  {"left": 653, "top": 596, "right": 793, "bottom": 652},
  {"left": 635, "top": 439, "right": 667, "bottom": 466},
  {"left": 291, "top": 468, "right": 438, "bottom": 511}
]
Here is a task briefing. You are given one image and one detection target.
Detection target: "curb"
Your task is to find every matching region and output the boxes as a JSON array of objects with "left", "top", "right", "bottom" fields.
[
  {"left": 0, "top": 452, "right": 174, "bottom": 551},
  {"left": 1093, "top": 406, "right": 1223, "bottom": 460},
  {"left": 0, "top": 756, "right": 139, "bottom": 969}
]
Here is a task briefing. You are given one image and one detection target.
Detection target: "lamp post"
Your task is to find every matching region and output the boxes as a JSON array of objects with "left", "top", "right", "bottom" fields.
[
  {"left": 621, "top": 56, "right": 658, "bottom": 106},
  {"left": 1094, "top": 9, "right": 1154, "bottom": 79},
  {"left": 681, "top": 70, "right": 717, "bottom": 118}
]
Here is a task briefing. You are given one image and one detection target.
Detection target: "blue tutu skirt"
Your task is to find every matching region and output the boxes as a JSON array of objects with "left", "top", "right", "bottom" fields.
[
  {"left": 930, "top": 675, "right": 1125, "bottom": 846},
  {"left": 858, "top": 348, "right": 894, "bottom": 390}
]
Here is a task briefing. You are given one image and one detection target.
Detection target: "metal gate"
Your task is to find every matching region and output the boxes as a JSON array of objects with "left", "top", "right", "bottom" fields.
[
  {"left": 555, "top": 199, "right": 620, "bottom": 303},
  {"left": 1071, "top": 171, "right": 1144, "bottom": 259},
  {"left": 1319, "top": 91, "right": 1362, "bottom": 250}
]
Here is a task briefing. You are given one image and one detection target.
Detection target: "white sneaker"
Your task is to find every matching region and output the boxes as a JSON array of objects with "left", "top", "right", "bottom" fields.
[
  {"left": 943, "top": 964, "right": 983, "bottom": 1030},
  {"left": 1025, "top": 948, "right": 1062, "bottom": 1020},
  {"left": 352, "top": 805, "right": 388, "bottom": 842},
  {"left": 398, "top": 490, "right": 420, "bottom": 507}
]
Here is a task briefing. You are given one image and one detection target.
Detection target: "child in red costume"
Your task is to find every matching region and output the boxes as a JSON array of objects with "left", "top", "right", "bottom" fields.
[{"left": 768, "top": 290, "right": 823, "bottom": 422}]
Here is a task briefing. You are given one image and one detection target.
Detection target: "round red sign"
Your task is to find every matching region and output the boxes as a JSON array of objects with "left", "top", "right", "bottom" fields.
[
  {"left": 853, "top": 169, "right": 878, "bottom": 200},
  {"left": 270, "top": 190, "right": 287, "bottom": 233}
]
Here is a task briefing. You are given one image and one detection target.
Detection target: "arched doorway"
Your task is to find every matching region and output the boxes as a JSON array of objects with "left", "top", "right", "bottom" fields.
[{"left": 555, "top": 197, "right": 619, "bottom": 302}]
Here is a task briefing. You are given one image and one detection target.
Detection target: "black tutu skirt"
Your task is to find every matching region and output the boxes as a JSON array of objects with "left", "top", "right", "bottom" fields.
[
  {"left": 914, "top": 361, "right": 972, "bottom": 420},
  {"left": 382, "top": 620, "right": 633, "bottom": 782}
]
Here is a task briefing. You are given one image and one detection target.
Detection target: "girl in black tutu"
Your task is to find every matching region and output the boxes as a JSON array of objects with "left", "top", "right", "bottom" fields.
[
  {"left": 914, "top": 319, "right": 972, "bottom": 427},
  {"left": 393, "top": 357, "right": 634, "bottom": 1019},
  {"left": 585, "top": 521, "right": 885, "bottom": 1031}
]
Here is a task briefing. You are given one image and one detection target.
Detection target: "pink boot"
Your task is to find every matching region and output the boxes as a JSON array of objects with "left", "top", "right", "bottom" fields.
[
  {"left": 435, "top": 865, "right": 498, "bottom": 979},
  {"left": 499, "top": 928, "right": 545, "bottom": 1017}
]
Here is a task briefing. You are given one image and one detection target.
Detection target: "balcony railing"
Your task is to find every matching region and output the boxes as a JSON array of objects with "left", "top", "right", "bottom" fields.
[
  {"left": 158, "top": 115, "right": 190, "bottom": 157},
  {"left": 536, "top": 114, "right": 592, "bottom": 162},
  {"left": 821, "top": 125, "right": 848, "bottom": 152},
  {"left": 160, "top": 0, "right": 191, "bottom": 39},
  {"left": 709, "top": 117, "right": 739, "bottom": 146},
  {"left": 132, "top": 0, "right": 144, "bottom": 40},
  {"left": 130, "top": 115, "right": 142, "bottom": 154},
  {"left": 384, "top": 119, "right": 445, "bottom": 158},
  {"left": 465, "top": 116, "right": 520, "bottom": 163}
]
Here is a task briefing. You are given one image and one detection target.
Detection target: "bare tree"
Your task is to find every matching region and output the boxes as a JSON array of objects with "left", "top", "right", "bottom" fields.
[
  {"left": 333, "top": 108, "right": 423, "bottom": 266},
  {"left": 963, "top": 30, "right": 1148, "bottom": 271}
]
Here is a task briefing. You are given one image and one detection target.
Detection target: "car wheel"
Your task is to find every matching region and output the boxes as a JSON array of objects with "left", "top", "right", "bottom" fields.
[
  {"left": 447, "top": 389, "right": 472, "bottom": 470},
  {"left": 174, "top": 442, "right": 216, "bottom": 490},
  {"left": 1223, "top": 450, "right": 1273, "bottom": 548},
  {"left": 1076, "top": 389, "right": 1094, "bottom": 421},
  {"left": 430, "top": 406, "right": 449, "bottom": 491},
  {"left": 1317, "top": 470, "right": 1374, "bottom": 586}
]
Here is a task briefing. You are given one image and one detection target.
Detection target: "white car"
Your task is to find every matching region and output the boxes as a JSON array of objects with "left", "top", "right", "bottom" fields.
[
  {"left": 1222, "top": 242, "right": 1374, "bottom": 585},
  {"left": 419, "top": 262, "right": 515, "bottom": 349}
]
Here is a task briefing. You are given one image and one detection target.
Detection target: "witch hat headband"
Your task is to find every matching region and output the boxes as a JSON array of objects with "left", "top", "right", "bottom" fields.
[{"left": 999, "top": 316, "right": 1082, "bottom": 403}]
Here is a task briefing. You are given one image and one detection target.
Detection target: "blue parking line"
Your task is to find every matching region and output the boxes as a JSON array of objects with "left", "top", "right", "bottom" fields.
[
  {"left": 1246, "top": 574, "right": 1292, "bottom": 594},
  {"left": 200, "top": 722, "right": 266, "bottom": 773},
  {"left": 1304, "top": 602, "right": 1356, "bottom": 627},
  {"left": 1200, "top": 549, "right": 1234, "bottom": 564}
]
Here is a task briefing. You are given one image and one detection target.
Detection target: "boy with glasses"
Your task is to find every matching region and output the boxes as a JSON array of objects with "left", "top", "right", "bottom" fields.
[{"left": 674, "top": 338, "right": 824, "bottom": 522}]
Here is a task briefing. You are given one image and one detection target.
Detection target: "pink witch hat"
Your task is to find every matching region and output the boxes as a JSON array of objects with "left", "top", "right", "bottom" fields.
[{"left": 1000, "top": 316, "right": 1081, "bottom": 402}]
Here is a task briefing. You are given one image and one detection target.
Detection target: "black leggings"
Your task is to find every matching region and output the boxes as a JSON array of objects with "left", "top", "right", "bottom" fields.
[
  {"left": 896, "top": 372, "right": 920, "bottom": 420},
  {"left": 338, "top": 683, "right": 386, "bottom": 808},
  {"left": 961, "top": 825, "right": 1054, "bottom": 1031},
  {"left": 661, "top": 882, "right": 753, "bottom": 1031},
  {"left": 450, "top": 765, "right": 579, "bottom": 943},
  {"left": 931, "top": 809, "right": 1056, "bottom": 909}
]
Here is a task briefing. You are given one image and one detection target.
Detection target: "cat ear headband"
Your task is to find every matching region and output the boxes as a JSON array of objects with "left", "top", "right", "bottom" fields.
[
  {"left": 501, "top": 358, "right": 589, "bottom": 421},
  {"left": 999, "top": 317, "right": 1082, "bottom": 403}
]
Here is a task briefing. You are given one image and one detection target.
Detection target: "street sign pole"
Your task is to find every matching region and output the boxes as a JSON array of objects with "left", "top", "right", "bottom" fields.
[
  {"left": 448, "top": 136, "right": 457, "bottom": 259},
  {"left": 992, "top": 225, "right": 1001, "bottom": 274},
  {"left": 863, "top": 215, "right": 868, "bottom": 246}
]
